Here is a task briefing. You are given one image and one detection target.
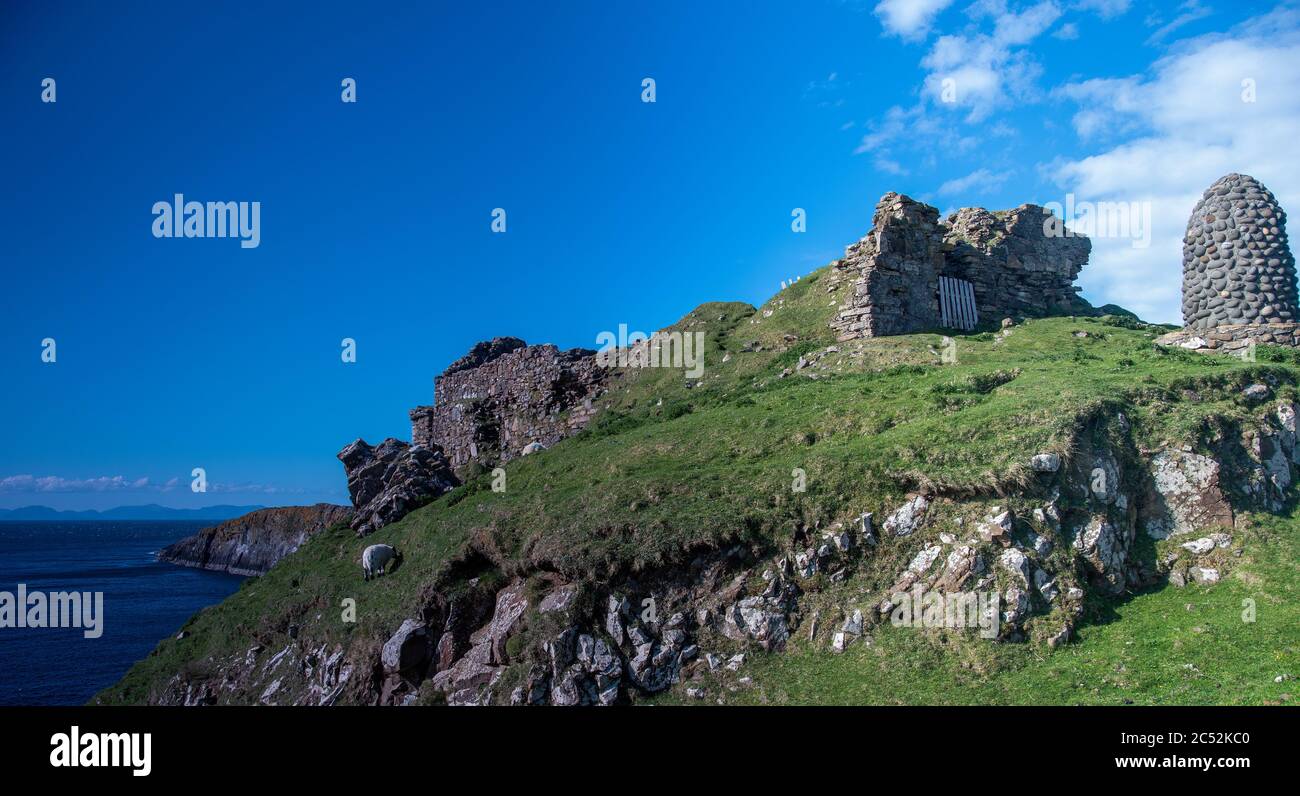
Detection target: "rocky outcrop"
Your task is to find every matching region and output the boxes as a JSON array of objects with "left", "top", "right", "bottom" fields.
[
  {"left": 158, "top": 503, "right": 353, "bottom": 576},
  {"left": 409, "top": 338, "right": 608, "bottom": 473},
  {"left": 830, "top": 192, "right": 1092, "bottom": 340},
  {"left": 337, "top": 438, "right": 459, "bottom": 536},
  {"left": 1143, "top": 450, "right": 1234, "bottom": 539}
]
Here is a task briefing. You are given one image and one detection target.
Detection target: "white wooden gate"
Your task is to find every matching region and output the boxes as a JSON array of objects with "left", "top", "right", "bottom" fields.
[{"left": 938, "top": 276, "right": 978, "bottom": 332}]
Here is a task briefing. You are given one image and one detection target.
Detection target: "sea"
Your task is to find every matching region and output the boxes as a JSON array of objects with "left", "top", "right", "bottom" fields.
[{"left": 0, "top": 521, "right": 244, "bottom": 705}]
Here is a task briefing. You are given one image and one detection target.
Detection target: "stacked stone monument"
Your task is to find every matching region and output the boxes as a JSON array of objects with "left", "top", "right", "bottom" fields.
[{"left": 1159, "top": 173, "right": 1298, "bottom": 352}]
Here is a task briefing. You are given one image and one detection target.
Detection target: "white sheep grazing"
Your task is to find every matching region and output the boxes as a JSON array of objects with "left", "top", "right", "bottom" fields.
[{"left": 361, "top": 544, "right": 402, "bottom": 581}]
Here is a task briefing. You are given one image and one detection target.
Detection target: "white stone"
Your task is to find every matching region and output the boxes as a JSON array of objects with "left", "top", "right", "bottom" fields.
[{"left": 1031, "top": 453, "right": 1061, "bottom": 472}]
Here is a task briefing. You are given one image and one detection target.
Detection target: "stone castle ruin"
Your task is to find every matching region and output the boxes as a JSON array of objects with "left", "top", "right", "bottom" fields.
[
  {"left": 1159, "top": 173, "right": 1298, "bottom": 353},
  {"left": 829, "top": 192, "right": 1094, "bottom": 340},
  {"left": 409, "top": 337, "right": 608, "bottom": 472}
]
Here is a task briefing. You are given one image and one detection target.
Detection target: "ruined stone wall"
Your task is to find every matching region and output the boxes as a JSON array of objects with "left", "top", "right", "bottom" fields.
[
  {"left": 410, "top": 338, "right": 607, "bottom": 471},
  {"left": 830, "top": 192, "right": 1092, "bottom": 340},
  {"left": 831, "top": 194, "right": 947, "bottom": 338},
  {"left": 944, "top": 205, "right": 1091, "bottom": 320}
]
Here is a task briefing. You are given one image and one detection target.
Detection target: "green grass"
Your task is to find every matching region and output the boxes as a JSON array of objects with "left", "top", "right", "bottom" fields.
[{"left": 96, "top": 263, "right": 1300, "bottom": 705}]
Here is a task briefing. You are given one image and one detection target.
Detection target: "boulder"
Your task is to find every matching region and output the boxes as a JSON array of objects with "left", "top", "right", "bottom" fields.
[
  {"left": 883, "top": 495, "right": 930, "bottom": 537},
  {"left": 907, "top": 545, "right": 943, "bottom": 575},
  {"left": 1242, "top": 383, "right": 1272, "bottom": 403},
  {"left": 468, "top": 580, "right": 530, "bottom": 666},
  {"left": 1031, "top": 453, "right": 1061, "bottom": 472},
  {"left": 978, "top": 509, "right": 1015, "bottom": 543},
  {"left": 998, "top": 548, "right": 1031, "bottom": 588},
  {"left": 722, "top": 596, "right": 790, "bottom": 651},
  {"left": 382, "top": 619, "right": 432, "bottom": 677},
  {"left": 935, "top": 544, "right": 984, "bottom": 591}
]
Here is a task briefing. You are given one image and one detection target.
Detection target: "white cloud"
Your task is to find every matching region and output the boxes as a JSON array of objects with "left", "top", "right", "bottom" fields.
[
  {"left": 1074, "top": 0, "right": 1130, "bottom": 19},
  {"left": 937, "top": 167, "right": 1012, "bottom": 196},
  {"left": 207, "top": 481, "right": 306, "bottom": 495},
  {"left": 874, "top": 156, "right": 911, "bottom": 175},
  {"left": 853, "top": 102, "right": 984, "bottom": 157},
  {"left": 0, "top": 474, "right": 152, "bottom": 493},
  {"left": 0, "top": 473, "right": 306, "bottom": 496},
  {"left": 874, "top": 0, "right": 956, "bottom": 41},
  {"left": 1046, "top": 5, "right": 1300, "bottom": 324},
  {"left": 994, "top": 0, "right": 1064, "bottom": 43},
  {"left": 919, "top": 1, "right": 1061, "bottom": 121},
  {"left": 1052, "top": 21, "right": 1079, "bottom": 39},
  {"left": 1147, "top": 0, "right": 1213, "bottom": 44},
  {"left": 1053, "top": 75, "right": 1145, "bottom": 139}
]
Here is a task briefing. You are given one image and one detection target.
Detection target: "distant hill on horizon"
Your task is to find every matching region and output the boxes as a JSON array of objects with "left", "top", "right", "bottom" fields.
[{"left": 0, "top": 504, "right": 266, "bottom": 521}]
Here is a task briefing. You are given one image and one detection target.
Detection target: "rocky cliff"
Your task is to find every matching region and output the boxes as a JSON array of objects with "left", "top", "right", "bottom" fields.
[{"left": 158, "top": 503, "right": 354, "bottom": 576}]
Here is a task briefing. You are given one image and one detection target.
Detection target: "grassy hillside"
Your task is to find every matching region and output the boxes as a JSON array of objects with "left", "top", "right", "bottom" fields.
[{"left": 99, "top": 263, "right": 1300, "bottom": 705}]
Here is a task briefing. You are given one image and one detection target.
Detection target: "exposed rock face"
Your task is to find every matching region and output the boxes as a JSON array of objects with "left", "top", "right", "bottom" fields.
[
  {"left": 1182, "top": 173, "right": 1295, "bottom": 329},
  {"left": 830, "top": 192, "right": 1092, "bottom": 340},
  {"left": 337, "top": 438, "right": 459, "bottom": 536},
  {"left": 1143, "top": 450, "right": 1234, "bottom": 539},
  {"left": 158, "top": 504, "right": 353, "bottom": 576},
  {"left": 429, "top": 580, "right": 531, "bottom": 705},
  {"left": 409, "top": 338, "right": 608, "bottom": 472}
]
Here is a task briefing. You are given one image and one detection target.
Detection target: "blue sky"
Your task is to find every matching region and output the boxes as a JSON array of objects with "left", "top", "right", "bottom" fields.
[{"left": 2, "top": 0, "right": 1298, "bottom": 509}]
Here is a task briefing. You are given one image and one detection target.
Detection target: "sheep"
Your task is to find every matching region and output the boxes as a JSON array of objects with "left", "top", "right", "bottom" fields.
[{"left": 361, "top": 543, "right": 402, "bottom": 581}]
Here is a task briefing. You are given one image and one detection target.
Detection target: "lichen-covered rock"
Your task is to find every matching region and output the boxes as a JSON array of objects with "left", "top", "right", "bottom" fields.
[
  {"left": 1072, "top": 514, "right": 1133, "bottom": 593},
  {"left": 429, "top": 580, "right": 530, "bottom": 704},
  {"left": 1144, "top": 450, "right": 1233, "bottom": 539},
  {"left": 1031, "top": 452, "right": 1061, "bottom": 472},
  {"left": 883, "top": 494, "right": 930, "bottom": 537},
  {"left": 907, "top": 544, "right": 943, "bottom": 575},
  {"left": 998, "top": 548, "right": 1031, "bottom": 587},
  {"left": 722, "top": 595, "right": 790, "bottom": 651},
  {"left": 935, "top": 544, "right": 984, "bottom": 591}
]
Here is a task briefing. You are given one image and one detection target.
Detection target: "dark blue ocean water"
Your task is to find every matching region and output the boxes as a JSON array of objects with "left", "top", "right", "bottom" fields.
[{"left": 0, "top": 521, "right": 243, "bottom": 705}]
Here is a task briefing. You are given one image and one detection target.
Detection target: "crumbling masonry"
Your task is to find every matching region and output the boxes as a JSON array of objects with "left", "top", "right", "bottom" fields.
[
  {"left": 410, "top": 337, "right": 608, "bottom": 472},
  {"left": 829, "top": 192, "right": 1093, "bottom": 340}
]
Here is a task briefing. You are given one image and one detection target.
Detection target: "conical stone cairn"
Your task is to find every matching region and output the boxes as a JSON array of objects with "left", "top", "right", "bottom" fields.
[{"left": 1182, "top": 173, "right": 1295, "bottom": 329}]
